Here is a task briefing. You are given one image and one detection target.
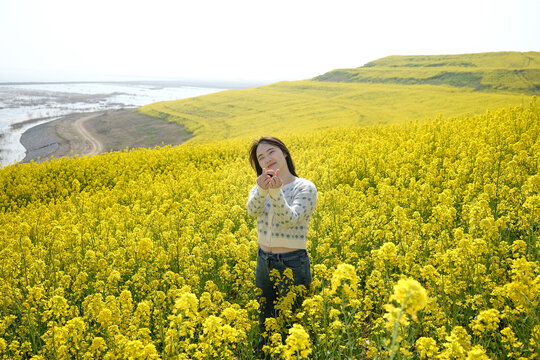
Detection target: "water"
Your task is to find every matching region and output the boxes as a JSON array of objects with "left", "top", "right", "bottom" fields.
[{"left": 0, "top": 82, "right": 227, "bottom": 167}]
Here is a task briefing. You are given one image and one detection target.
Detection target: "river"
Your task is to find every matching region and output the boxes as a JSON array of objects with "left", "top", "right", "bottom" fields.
[{"left": 0, "top": 81, "right": 229, "bottom": 167}]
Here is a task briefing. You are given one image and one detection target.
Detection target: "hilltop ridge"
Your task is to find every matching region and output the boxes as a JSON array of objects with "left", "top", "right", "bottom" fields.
[
  {"left": 315, "top": 51, "right": 540, "bottom": 94},
  {"left": 139, "top": 52, "right": 535, "bottom": 144}
]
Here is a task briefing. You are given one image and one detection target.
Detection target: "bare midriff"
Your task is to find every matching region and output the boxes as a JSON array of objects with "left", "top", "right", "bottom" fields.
[{"left": 259, "top": 244, "right": 300, "bottom": 254}]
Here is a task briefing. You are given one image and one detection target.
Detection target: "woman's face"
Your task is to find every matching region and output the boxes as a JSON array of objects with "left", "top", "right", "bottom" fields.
[{"left": 256, "top": 142, "right": 287, "bottom": 173}]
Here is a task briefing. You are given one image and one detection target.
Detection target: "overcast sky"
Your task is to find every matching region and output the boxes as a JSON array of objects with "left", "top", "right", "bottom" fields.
[{"left": 1, "top": 0, "right": 539, "bottom": 83}]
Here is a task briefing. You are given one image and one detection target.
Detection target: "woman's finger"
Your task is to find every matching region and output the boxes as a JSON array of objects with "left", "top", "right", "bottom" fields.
[{"left": 271, "top": 176, "right": 282, "bottom": 188}]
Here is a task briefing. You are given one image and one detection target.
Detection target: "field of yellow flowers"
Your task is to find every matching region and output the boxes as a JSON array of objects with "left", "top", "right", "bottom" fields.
[
  {"left": 139, "top": 81, "right": 527, "bottom": 145},
  {"left": 0, "top": 99, "right": 539, "bottom": 359},
  {"left": 139, "top": 52, "right": 538, "bottom": 145}
]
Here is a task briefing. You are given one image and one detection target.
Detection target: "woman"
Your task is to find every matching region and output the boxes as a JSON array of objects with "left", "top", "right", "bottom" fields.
[{"left": 246, "top": 136, "right": 317, "bottom": 351}]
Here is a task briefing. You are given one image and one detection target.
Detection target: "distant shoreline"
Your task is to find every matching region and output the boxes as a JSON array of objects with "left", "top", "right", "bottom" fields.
[
  {"left": 20, "top": 108, "right": 193, "bottom": 163},
  {"left": 0, "top": 79, "right": 266, "bottom": 90},
  {"left": 20, "top": 122, "right": 59, "bottom": 162},
  {"left": 1, "top": 81, "right": 230, "bottom": 166}
]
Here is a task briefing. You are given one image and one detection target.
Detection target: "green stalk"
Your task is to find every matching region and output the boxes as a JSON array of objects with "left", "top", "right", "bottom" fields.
[{"left": 389, "top": 292, "right": 411, "bottom": 360}]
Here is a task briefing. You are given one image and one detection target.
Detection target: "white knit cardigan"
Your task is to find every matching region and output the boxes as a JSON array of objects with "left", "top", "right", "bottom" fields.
[{"left": 246, "top": 177, "right": 317, "bottom": 249}]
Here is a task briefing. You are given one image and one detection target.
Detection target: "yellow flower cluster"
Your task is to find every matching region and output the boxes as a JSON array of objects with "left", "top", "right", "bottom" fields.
[
  {"left": 382, "top": 278, "right": 428, "bottom": 358},
  {"left": 0, "top": 99, "right": 538, "bottom": 359},
  {"left": 388, "top": 278, "right": 427, "bottom": 321}
]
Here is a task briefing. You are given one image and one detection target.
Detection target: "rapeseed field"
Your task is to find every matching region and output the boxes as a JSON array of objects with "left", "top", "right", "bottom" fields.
[
  {"left": 139, "top": 52, "right": 539, "bottom": 145},
  {"left": 0, "top": 98, "right": 538, "bottom": 359},
  {"left": 139, "top": 81, "right": 528, "bottom": 145}
]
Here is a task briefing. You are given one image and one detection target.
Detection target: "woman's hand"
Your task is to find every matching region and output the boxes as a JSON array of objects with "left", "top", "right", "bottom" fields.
[
  {"left": 256, "top": 168, "right": 272, "bottom": 190},
  {"left": 267, "top": 169, "right": 282, "bottom": 188},
  {"left": 257, "top": 168, "right": 282, "bottom": 190}
]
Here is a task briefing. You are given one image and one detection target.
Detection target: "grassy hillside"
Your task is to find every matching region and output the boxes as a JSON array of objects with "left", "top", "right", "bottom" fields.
[
  {"left": 139, "top": 52, "right": 537, "bottom": 144},
  {"left": 0, "top": 101, "right": 538, "bottom": 359},
  {"left": 315, "top": 51, "right": 540, "bottom": 94}
]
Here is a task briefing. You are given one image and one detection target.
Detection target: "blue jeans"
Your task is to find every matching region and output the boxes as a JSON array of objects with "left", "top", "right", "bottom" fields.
[{"left": 255, "top": 247, "right": 312, "bottom": 338}]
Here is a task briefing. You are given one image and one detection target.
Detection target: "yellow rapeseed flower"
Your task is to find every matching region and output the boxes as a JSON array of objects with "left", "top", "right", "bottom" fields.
[
  {"left": 389, "top": 278, "right": 428, "bottom": 320},
  {"left": 282, "top": 323, "right": 312, "bottom": 360},
  {"left": 415, "top": 336, "right": 439, "bottom": 359}
]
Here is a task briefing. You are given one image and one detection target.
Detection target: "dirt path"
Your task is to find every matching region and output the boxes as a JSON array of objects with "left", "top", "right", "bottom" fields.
[
  {"left": 74, "top": 113, "right": 103, "bottom": 155},
  {"left": 20, "top": 109, "right": 192, "bottom": 163}
]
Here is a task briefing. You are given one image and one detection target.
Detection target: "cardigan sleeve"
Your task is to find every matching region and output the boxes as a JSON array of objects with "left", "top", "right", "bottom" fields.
[
  {"left": 246, "top": 185, "right": 269, "bottom": 217},
  {"left": 268, "top": 181, "right": 317, "bottom": 228}
]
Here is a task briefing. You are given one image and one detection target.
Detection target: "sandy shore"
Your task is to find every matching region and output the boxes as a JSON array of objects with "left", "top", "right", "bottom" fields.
[
  {"left": 20, "top": 109, "right": 193, "bottom": 163},
  {"left": 20, "top": 122, "right": 59, "bottom": 162}
]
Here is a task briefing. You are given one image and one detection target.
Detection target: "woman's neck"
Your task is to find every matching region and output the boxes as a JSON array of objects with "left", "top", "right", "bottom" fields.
[{"left": 280, "top": 171, "right": 297, "bottom": 185}]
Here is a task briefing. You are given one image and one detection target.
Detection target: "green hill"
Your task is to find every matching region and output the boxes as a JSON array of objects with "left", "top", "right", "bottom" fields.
[
  {"left": 139, "top": 52, "right": 538, "bottom": 144},
  {"left": 315, "top": 51, "right": 540, "bottom": 94}
]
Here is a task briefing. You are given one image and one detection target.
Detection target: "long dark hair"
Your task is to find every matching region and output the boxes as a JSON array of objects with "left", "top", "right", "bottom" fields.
[{"left": 249, "top": 136, "right": 298, "bottom": 176}]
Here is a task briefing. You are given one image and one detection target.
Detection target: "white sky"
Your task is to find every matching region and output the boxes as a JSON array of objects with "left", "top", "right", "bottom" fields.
[{"left": 1, "top": 0, "right": 539, "bottom": 83}]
